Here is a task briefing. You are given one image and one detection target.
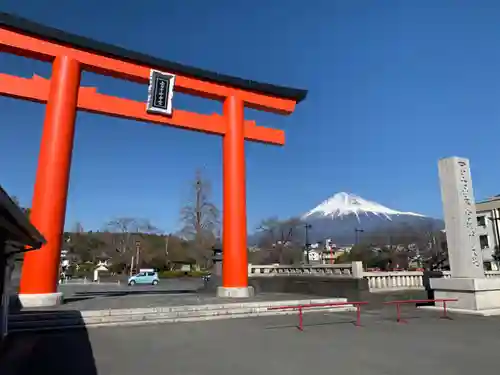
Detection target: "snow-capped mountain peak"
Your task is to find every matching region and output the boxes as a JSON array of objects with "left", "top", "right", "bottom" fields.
[{"left": 302, "top": 192, "right": 424, "bottom": 221}]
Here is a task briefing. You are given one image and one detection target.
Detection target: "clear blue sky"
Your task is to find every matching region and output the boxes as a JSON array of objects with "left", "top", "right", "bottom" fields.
[{"left": 2, "top": 0, "right": 500, "bottom": 233}]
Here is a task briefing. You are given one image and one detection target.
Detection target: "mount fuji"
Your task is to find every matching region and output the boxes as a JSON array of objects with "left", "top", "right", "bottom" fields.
[{"left": 301, "top": 192, "right": 444, "bottom": 245}]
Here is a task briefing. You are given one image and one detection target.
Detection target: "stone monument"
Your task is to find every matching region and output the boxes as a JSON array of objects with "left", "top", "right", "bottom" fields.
[{"left": 430, "top": 156, "right": 500, "bottom": 315}]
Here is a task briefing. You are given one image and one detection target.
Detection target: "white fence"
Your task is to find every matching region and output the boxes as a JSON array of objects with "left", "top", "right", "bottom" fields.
[
  {"left": 59, "top": 277, "right": 121, "bottom": 286},
  {"left": 248, "top": 263, "right": 500, "bottom": 292}
]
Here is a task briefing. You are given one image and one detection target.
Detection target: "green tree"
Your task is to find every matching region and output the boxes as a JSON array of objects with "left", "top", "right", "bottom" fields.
[
  {"left": 65, "top": 222, "right": 97, "bottom": 263},
  {"left": 337, "top": 243, "right": 391, "bottom": 269},
  {"left": 165, "top": 235, "right": 195, "bottom": 269}
]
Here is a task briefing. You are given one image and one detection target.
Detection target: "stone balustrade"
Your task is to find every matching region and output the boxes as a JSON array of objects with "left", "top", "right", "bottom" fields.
[
  {"left": 248, "top": 263, "right": 500, "bottom": 292},
  {"left": 485, "top": 271, "right": 500, "bottom": 278},
  {"left": 248, "top": 262, "right": 363, "bottom": 278},
  {"left": 364, "top": 271, "right": 427, "bottom": 291},
  {"left": 365, "top": 270, "right": 500, "bottom": 291}
]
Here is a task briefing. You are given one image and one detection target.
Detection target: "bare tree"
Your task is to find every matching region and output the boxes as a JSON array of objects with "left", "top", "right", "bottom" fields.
[
  {"left": 256, "top": 217, "right": 303, "bottom": 264},
  {"left": 105, "top": 217, "right": 161, "bottom": 271},
  {"left": 66, "top": 221, "right": 93, "bottom": 262},
  {"left": 10, "top": 195, "right": 31, "bottom": 217},
  {"left": 343, "top": 223, "right": 448, "bottom": 270},
  {"left": 11, "top": 195, "right": 20, "bottom": 206},
  {"left": 417, "top": 230, "right": 449, "bottom": 270},
  {"left": 179, "top": 170, "right": 220, "bottom": 268}
]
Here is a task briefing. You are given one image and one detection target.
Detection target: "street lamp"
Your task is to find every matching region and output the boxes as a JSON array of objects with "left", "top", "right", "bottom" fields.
[
  {"left": 304, "top": 224, "right": 312, "bottom": 264},
  {"left": 354, "top": 228, "right": 364, "bottom": 245}
]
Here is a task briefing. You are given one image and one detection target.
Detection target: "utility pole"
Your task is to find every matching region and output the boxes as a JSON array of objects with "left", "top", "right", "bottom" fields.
[
  {"left": 129, "top": 255, "right": 134, "bottom": 277},
  {"left": 135, "top": 240, "right": 141, "bottom": 272},
  {"left": 325, "top": 238, "right": 335, "bottom": 265},
  {"left": 165, "top": 234, "right": 170, "bottom": 270},
  {"left": 388, "top": 235, "right": 394, "bottom": 270},
  {"left": 304, "top": 224, "right": 312, "bottom": 264}
]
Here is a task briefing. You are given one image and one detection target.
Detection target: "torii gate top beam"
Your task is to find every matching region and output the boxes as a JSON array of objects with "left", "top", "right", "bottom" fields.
[{"left": 0, "top": 12, "right": 307, "bottom": 117}]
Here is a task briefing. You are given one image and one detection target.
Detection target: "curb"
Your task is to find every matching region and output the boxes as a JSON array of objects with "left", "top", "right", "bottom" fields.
[{"left": 8, "top": 298, "right": 355, "bottom": 332}]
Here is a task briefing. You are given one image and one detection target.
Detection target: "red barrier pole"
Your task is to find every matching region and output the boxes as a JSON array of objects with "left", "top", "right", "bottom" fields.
[
  {"left": 356, "top": 304, "right": 361, "bottom": 327},
  {"left": 442, "top": 300, "right": 448, "bottom": 319},
  {"left": 396, "top": 302, "right": 402, "bottom": 323},
  {"left": 298, "top": 306, "right": 303, "bottom": 331}
]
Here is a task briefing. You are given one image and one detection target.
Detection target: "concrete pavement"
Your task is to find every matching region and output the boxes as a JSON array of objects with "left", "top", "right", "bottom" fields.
[{"left": 3, "top": 308, "right": 500, "bottom": 375}]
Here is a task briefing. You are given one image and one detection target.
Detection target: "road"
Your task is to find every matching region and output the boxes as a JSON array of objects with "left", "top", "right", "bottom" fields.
[{"left": 10, "top": 278, "right": 206, "bottom": 311}]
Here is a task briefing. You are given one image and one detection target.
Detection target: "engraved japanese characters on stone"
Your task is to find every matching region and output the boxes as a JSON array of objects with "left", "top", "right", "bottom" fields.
[{"left": 457, "top": 160, "right": 481, "bottom": 268}]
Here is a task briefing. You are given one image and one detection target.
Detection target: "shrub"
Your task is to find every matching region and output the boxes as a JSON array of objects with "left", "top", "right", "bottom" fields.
[
  {"left": 188, "top": 270, "right": 210, "bottom": 277},
  {"left": 158, "top": 270, "right": 210, "bottom": 278}
]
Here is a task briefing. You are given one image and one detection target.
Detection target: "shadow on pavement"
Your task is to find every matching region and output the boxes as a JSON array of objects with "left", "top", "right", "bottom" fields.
[
  {"left": 0, "top": 310, "right": 97, "bottom": 375},
  {"left": 361, "top": 290, "right": 428, "bottom": 310},
  {"left": 74, "top": 288, "right": 196, "bottom": 296}
]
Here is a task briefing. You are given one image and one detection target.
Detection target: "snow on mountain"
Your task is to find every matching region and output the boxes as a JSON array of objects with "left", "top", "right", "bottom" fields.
[
  {"left": 302, "top": 192, "right": 425, "bottom": 221},
  {"left": 249, "top": 192, "right": 443, "bottom": 246},
  {"left": 298, "top": 192, "right": 443, "bottom": 245}
]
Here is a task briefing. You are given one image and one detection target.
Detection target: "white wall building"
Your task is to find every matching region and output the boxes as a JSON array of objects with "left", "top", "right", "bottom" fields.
[
  {"left": 476, "top": 195, "right": 500, "bottom": 268},
  {"left": 305, "top": 240, "right": 352, "bottom": 264}
]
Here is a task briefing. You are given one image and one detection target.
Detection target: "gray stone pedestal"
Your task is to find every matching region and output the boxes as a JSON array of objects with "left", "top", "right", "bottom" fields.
[
  {"left": 216, "top": 286, "right": 255, "bottom": 298},
  {"left": 17, "top": 292, "right": 63, "bottom": 308},
  {"left": 428, "top": 278, "right": 500, "bottom": 315},
  {"left": 203, "top": 242, "right": 256, "bottom": 298}
]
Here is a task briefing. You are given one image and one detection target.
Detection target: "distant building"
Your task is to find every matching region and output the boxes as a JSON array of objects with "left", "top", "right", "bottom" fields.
[
  {"left": 476, "top": 195, "right": 500, "bottom": 268},
  {"left": 60, "top": 249, "right": 70, "bottom": 268},
  {"left": 305, "top": 240, "right": 352, "bottom": 264},
  {"left": 306, "top": 248, "right": 322, "bottom": 263}
]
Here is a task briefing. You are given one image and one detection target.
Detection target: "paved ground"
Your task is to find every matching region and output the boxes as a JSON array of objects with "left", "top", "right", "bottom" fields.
[
  {"left": 56, "top": 278, "right": 205, "bottom": 310},
  {"left": 10, "top": 278, "right": 205, "bottom": 311},
  {"left": 11, "top": 279, "right": 338, "bottom": 312},
  {"left": 3, "top": 307, "right": 500, "bottom": 375},
  {"left": 12, "top": 277, "right": 428, "bottom": 312}
]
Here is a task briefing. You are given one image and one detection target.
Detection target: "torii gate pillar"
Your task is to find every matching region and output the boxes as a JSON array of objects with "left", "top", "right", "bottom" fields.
[
  {"left": 218, "top": 95, "right": 251, "bottom": 297},
  {"left": 19, "top": 56, "right": 81, "bottom": 307}
]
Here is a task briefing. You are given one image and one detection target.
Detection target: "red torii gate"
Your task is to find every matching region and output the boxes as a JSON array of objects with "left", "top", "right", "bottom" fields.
[{"left": 0, "top": 13, "right": 307, "bottom": 306}]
